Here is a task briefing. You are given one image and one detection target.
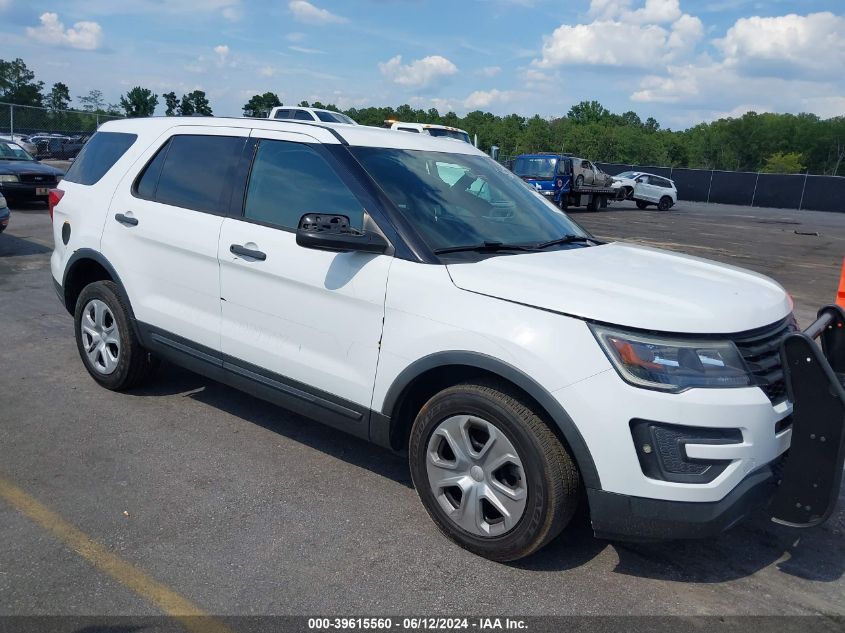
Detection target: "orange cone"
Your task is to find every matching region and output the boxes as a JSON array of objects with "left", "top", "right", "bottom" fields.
[{"left": 837, "top": 258, "right": 845, "bottom": 309}]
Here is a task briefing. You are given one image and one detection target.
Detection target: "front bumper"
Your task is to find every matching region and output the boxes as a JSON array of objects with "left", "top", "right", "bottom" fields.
[
  {"left": 0, "top": 182, "right": 56, "bottom": 199},
  {"left": 582, "top": 305, "right": 845, "bottom": 540}
]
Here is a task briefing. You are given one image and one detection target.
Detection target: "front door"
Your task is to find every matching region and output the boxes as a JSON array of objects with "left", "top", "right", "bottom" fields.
[{"left": 217, "top": 130, "right": 392, "bottom": 436}]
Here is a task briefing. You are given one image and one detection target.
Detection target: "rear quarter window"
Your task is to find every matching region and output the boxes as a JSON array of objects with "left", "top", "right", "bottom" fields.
[{"left": 63, "top": 132, "right": 138, "bottom": 185}]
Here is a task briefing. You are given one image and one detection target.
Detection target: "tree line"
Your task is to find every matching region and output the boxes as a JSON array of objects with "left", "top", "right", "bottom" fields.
[{"left": 2, "top": 57, "right": 843, "bottom": 175}]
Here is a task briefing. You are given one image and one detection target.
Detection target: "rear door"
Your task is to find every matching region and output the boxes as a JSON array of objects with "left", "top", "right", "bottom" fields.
[
  {"left": 103, "top": 126, "right": 249, "bottom": 350},
  {"left": 634, "top": 175, "right": 658, "bottom": 202},
  {"left": 217, "top": 129, "right": 392, "bottom": 435}
]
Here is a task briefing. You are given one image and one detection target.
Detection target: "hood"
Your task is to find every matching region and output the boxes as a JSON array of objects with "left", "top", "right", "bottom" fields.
[
  {"left": 0, "top": 160, "right": 64, "bottom": 176},
  {"left": 446, "top": 242, "right": 792, "bottom": 334}
]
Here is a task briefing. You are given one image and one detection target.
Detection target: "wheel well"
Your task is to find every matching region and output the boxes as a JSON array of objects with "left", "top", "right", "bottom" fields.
[
  {"left": 63, "top": 258, "right": 113, "bottom": 314},
  {"left": 387, "top": 365, "right": 578, "bottom": 466}
]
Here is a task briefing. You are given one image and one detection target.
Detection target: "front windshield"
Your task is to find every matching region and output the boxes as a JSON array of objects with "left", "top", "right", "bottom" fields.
[
  {"left": 426, "top": 128, "right": 471, "bottom": 143},
  {"left": 512, "top": 156, "right": 557, "bottom": 180},
  {"left": 351, "top": 148, "right": 590, "bottom": 255},
  {"left": 0, "top": 142, "right": 34, "bottom": 161}
]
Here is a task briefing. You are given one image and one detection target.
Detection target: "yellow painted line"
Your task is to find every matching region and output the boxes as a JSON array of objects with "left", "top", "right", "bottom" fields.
[{"left": 0, "top": 476, "right": 233, "bottom": 633}]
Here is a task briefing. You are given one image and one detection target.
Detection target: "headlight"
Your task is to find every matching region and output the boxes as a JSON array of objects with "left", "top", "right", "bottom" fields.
[
  {"left": 0, "top": 175, "right": 19, "bottom": 183},
  {"left": 590, "top": 324, "right": 752, "bottom": 392}
]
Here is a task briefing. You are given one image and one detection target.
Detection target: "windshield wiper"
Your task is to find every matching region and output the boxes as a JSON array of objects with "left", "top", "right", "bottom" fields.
[
  {"left": 434, "top": 241, "right": 537, "bottom": 255},
  {"left": 534, "top": 234, "right": 604, "bottom": 249}
]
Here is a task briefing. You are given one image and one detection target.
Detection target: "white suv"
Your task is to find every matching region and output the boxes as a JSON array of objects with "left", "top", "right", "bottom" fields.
[
  {"left": 50, "top": 117, "right": 844, "bottom": 561},
  {"left": 268, "top": 106, "right": 357, "bottom": 125},
  {"left": 611, "top": 171, "right": 678, "bottom": 210}
]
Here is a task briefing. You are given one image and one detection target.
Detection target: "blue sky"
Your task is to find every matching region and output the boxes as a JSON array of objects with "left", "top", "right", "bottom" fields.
[{"left": 1, "top": 0, "right": 843, "bottom": 129}]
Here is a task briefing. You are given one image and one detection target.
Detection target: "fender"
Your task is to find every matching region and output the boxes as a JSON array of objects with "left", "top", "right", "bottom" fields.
[
  {"left": 61, "top": 248, "right": 142, "bottom": 340},
  {"left": 381, "top": 351, "right": 601, "bottom": 490}
]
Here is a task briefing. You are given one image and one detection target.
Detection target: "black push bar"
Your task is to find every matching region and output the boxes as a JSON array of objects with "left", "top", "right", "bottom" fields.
[{"left": 770, "top": 305, "right": 845, "bottom": 527}]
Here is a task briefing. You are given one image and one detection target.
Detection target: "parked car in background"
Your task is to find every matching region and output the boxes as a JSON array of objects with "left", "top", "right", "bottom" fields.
[
  {"left": 43, "top": 136, "right": 87, "bottom": 160},
  {"left": 387, "top": 121, "right": 472, "bottom": 144},
  {"left": 0, "top": 141, "right": 65, "bottom": 204},
  {"left": 611, "top": 171, "right": 677, "bottom": 211},
  {"left": 0, "top": 135, "right": 38, "bottom": 156},
  {"left": 268, "top": 106, "right": 358, "bottom": 125},
  {"left": 0, "top": 191, "right": 9, "bottom": 233}
]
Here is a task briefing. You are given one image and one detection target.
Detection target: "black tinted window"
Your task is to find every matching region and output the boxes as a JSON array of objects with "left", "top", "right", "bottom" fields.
[
  {"left": 244, "top": 140, "right": 363, "bottom": 230},
  {"left": 63, "top": 132, "right": 137, "bottom": 185},
  {"left": 148, "top": 135, "right": 243, "bottom": 214},
  {"left": 273, "top": 110, "right": 292, "bottom": 119},
  {"left": 294, "top": 110, "right": 313, "bottom": 121},
  {"left": 135, "top": 140, "right": 169, "bottom": 199}
]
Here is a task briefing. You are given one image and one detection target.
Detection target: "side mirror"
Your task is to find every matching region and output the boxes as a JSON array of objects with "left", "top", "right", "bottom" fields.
[
  {"left": 296, "top": 213, "right": 390, "bottom": 254},
  {"left": 635, "top": 177, "right": 644, "bottom": 183}
]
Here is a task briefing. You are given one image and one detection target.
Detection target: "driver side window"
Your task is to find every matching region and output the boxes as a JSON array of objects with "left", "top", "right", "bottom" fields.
[{"left": 243, "top": 140, "right": 364, "bottom": 230}]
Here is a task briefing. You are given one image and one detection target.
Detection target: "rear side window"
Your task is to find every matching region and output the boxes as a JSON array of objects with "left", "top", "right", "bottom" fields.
[
  {"left": 273, "top": 110, "right": 292, "bottom": 119},
  {"left": 134, "top": 134, "right": 244, "bottom": 214},
  {"left": 244, "top": 140, "right": 363, "bottom": 230},
  {"left": 63, "top": 132, "right": 137, "bottom": 185},
  {"left": 294, "top": 110, "right": 313, "bottom": 121}
]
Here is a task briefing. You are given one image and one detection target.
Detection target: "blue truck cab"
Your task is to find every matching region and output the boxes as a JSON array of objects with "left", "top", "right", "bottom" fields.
[{"left": 511, "top": 153, "right": 566, "bottom": 203}]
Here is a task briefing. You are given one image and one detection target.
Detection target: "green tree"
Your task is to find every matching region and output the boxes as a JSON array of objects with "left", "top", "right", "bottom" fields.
[
  {"left": 119, "top": 86, "right": 158, "bottom": 117},
  {"left": 242, "top": 92, "right": 281, "bottom": 118},
  {"left": 45, "top": 82, "right": 71, "bottom": 111},
  {"left": 163, "top": 91, "right": 179, "bottom": 116},
  {"left": 567, "top": 100, "right": 610, "bottom": 125},
  {"left": 78, "top": 89, "right": 105, "bottom": 112},
  {"left": 179, "top": 90, "right": 212, "bottom": 116},
  {"left": 761, "top": 152, "right": 805, "bottom": 174},
  {"left": 0, "top": 58, "right": 44, "bottom": 106}
]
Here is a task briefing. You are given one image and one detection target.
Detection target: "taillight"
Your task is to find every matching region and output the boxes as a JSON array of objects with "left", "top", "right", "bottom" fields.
[{"left": 48, "top": 188, "right": 64, "bottom": 220}]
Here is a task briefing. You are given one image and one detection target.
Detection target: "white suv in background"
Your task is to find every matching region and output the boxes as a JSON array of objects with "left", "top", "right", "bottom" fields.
[
  {"left": 388, "top": 121, "right": 472, "bottom": 144},
  {"left": 268, "top": 106, "right": 358, "bottom": 125},
  {"left": 49, "top": 117, "right": 843, "bottom": 561},
  {"left": 611, "top": 171, "right": 678, "bottom": 210}
]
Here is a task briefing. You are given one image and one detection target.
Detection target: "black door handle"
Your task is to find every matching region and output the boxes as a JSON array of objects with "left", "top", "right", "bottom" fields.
[
  {"left": 230, "top": 244, "right": 267, "bottom": 261},
  {"left": 114, "top": 213, "right": 138, "bottom": 226}
]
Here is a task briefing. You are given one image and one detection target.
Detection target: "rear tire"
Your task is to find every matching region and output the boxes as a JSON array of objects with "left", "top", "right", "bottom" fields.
[
  {"left": 74, "top": 280, "right": 158, "bottom": 391},
  {"left": 409, "top": 382, "right": 580, "bottom": 562},
  {"left": 636, "top": 200, "right": 649, "bottom": 209},
  {"left": 574, "top": 175, "right": 584, "bottom": 189},
  {"left": 658, "top": 196, "right": 673, "bottom": 211}
]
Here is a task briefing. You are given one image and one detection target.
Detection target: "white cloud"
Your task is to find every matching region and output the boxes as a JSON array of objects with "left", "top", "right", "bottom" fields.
[
  {"left": 289, "top": 45, "right": 326, "bottom": 55},
  {"left": 286, "top": 32, "right": 307, "bottom": 42},
  {"left": 214, "top": 44, "right": 230, "bottom": 64},
  {"left": 478, "top": 66, "right": 502, "bottom": 77},
  {"left": 463, "top": 89, "right": 517, "bottom": 109},
  {"left": 0, "top": 0, "right": 11, "bottom": 10},
  {"left": 288, "top": 1, "right": 346, "bottom": 25},
  {"left": 259, "top": 65, "right": 276, "bottom": 77},
  {"left": 26, "top": 12, "right": 103, "bottom": 50},
  {"left": 533, "top": 1, "right": 702, "bottom": 69},
  {"left": 631, "top": 10, "right": 845, "bottom": 117},
  {"left": 379, "top": 55, "right": 458, "bottom": 88},
  {"left": 715, "top": 12, "right": 845, "bottom": 77},
  {"left": 221, "top": 5, "right": 242, "bottom": 21}
]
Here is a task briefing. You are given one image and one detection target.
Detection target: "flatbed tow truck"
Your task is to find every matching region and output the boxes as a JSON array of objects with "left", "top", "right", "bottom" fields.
[{"left": 511, "top": 152, "right": 617, "bottom": 211}]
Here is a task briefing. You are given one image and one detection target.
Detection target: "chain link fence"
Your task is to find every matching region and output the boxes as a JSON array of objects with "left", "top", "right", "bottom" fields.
[{"left": 0, "top": 102, "right": 123, "bottom": 160}]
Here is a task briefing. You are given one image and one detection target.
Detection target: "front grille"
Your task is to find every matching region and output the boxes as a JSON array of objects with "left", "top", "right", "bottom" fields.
[
  {"left": 733, "top": 316, "right": 798, "bottom": 404},
  {"left": 19, "top": 173, "right": 58, "bottom": 185}
]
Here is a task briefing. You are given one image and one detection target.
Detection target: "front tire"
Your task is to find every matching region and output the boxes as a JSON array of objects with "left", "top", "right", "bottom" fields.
[
  {"left": 409, "top": 382, "right": 580, "bottom": 561},
  {"left": 574, "top": 175, "right": 584, "bottom": 189},
  {"left": 74, "top": 280, "right": 158, "bottom": 391}
]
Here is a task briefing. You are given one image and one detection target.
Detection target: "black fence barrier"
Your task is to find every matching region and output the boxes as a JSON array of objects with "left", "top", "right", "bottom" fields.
[
  {"left": 671, "top": 168, "right": 712, "bottom": 202},
  {"left": 753, "top": 174, "right": 805, "bottom": 210},
  {"left": 595, "top": 162, "right": 844, "bottom": 213},
  {"left": 710, "top": 170, "right": 758, "bottom": 206},
  {"left": 802, "top": 175, "right": 845, "bottom": 214}
]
